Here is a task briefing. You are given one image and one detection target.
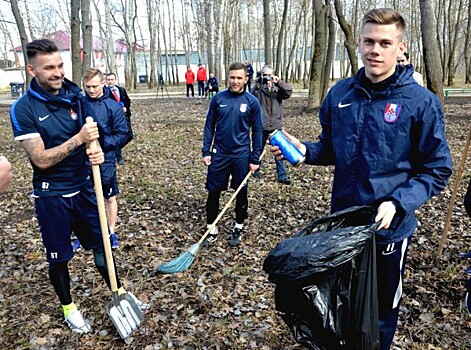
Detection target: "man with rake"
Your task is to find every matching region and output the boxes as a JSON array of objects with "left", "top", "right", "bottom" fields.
[
  {"left": 9, "top": 38, "right": 148, "bottom": 334},
  {"left": 202, "top": 62, "right": 263, "bottom": 247}
]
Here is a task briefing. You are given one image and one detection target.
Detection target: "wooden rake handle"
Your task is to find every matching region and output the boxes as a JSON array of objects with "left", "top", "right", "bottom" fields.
[
  {"left": 437, "top": 125, "right": 471, "bottom": 257},
  {"left": 86, "top": 117, "right": 119, "bottom": 292},
  {"left": 198, "top": 148, "right": 267, "bottom": 244}
]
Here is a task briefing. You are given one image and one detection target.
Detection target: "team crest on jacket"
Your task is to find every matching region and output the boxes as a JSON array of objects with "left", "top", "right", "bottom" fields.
[
  {"left": 384, "top": 103, "right": 401, "bottom": 123},
  {"left": 240, "top": 103, "right": 247, "bottom": 113},
  {"left": 69, "top": 109, "right": 78, "bottom": 120}
]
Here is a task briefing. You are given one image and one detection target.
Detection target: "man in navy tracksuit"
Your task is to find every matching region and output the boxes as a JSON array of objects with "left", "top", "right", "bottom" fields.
[
  {"left": 202, "top": 62, "right": 263, "bottom": 247},
  {"left": 9, "top": 39, "right": 147, "bottom": 334},
  {"left": 271, "top": 9, "right": 452, "bottom": 349},
  {"left": 82, "top": 67, "right": 129, "bottom": 250}
]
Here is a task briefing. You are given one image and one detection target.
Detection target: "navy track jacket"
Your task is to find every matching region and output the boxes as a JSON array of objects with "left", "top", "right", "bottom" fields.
[
  {"left": 304, "top": 65, "right": 453, "bottom": 243},
  {"left": 202, "top": 89, "right": 263, "bottom": 165}
]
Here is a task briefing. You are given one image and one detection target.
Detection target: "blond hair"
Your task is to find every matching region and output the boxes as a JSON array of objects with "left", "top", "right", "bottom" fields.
[{"left": 362, "top": 8, "right": 406, "bottom": 39}]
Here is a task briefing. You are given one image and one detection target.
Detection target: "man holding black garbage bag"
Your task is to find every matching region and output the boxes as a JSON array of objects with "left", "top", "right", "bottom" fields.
[{"left": 270, "top": 8, "right": 452, "bottom": 349}]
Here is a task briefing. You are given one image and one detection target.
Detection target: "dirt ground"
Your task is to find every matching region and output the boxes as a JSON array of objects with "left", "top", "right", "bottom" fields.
[{"left": 0, "top": 93, "right": 470, "bottom": 349}]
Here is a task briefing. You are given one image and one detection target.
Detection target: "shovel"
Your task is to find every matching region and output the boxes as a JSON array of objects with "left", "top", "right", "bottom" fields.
[{"left": 86, "top": 117, "right": 144, "bottom": 340}]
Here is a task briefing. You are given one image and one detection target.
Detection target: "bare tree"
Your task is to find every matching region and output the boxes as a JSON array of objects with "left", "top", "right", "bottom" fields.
[
  {"left": 111, "top": 0, "right": 138, "bottom": 90},
  {"left": 420, "top": 0, "right": 445, "bottom": 104},
  {"left": 274, "top": 0, "right": 289, "bottom": 75},
  {"left": 263, "top": 0, "right": 272, "bottom": 65},
  {"left": 307, "top": 0, "right": 328, "bottom": 109},
  {"left": 81, "top": 0, "right": 92, "bottom": 74},
  {"left": 71, "top": 0, "right": 81, "bottom": 85},
  {"left": 9, "top": 0, "right": 31, "bottom": 86},
  {"left": 465, "top": 1, "right": 471, "bottom": 83},
  {"left": 146, "top": 0, "right": 158, "bottom": 88},
  {"left": 334, "top": 0, "right": 358, "bottom": 75}
]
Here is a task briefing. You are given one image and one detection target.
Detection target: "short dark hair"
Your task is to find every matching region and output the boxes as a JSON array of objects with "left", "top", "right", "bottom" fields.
[
  {"left": 229, "top": 62, "right": 247, "bottom": 74},
  {"left": 403, "top": 52, "right": 410, "bottom": 60},
  {"left": 106, "top": 72, "right": 117, "bottom": 78},
  {"left": 26, "top": 39, "right": 59, "bottom": 62}
]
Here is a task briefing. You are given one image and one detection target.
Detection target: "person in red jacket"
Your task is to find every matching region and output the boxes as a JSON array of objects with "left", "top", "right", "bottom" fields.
[
  {"left": 197, "top": 63, "right": 207, "bottom": 97},
  {"left": 185, "top": 66, "right": 195, "bottom": 97}
]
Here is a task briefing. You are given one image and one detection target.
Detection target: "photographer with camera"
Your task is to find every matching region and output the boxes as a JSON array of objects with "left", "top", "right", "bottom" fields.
[{"left": 251, "top": 65, "right": 293, "bottom": 184}]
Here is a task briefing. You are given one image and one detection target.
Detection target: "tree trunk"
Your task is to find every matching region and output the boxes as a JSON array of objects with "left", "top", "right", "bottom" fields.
[
  {"left": 9, "top": 0, "right": 31, "bottom": 86},
  {"left": 71, "top": 0, "right": 81, "bottom": 85},
  {"left": 146, "top": 0, "right": 157, "bottom": 89},
  {"left": 321, "top": 2, "right": 335, "bottom": 101},
  {"left": 275, "top": 0, "right": 289, "bottom": 75},
  {"left": 207, "top": 0, "right": 215, "bottom": 74},
  {"left": 465, "top": 1, "right": 471, "bottom": 84},
  {"left": 81, "top": 0, "right": 92, "bottom": 75},
  {"left": 420, "top": 0, "right": 445, "bottom": 104},
  {"left": 307, "top": 0, "right": 327, "bottom": 110},
  {"left": 446, "top": 0, "right": 463, "bottom": 86},
  {"left": 263, "top": 0, "right": 272, "bottom": 65},
  {"left": 104, "top": 0, "right": 117, "bottom": 75},
  {"left": 333, "top": 0, "right": 358, "bottom": 75}
]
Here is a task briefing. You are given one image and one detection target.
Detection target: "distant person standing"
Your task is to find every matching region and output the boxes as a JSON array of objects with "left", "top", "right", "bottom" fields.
[
  {"left": 397, "top": 52, "right": 424, "bottom": 86},
  {"left": 251, "top": 65, "right": 293, "bottom": 185},
  {"left": 0, "top": 156, "right": 12, "bottom": 193},
  {"left": 202, "top": 62, "right": 263, "bottom": 247},
  {"left": 106, "top": 72, "right": 133, "bottom": 165},
  {"left": 244, "top": 60, "right": 254, "bottom": 92},
  {"left": 197, "top": 64, "right": 207, "bottom": 97},
  {"left": 185, "top": 66, "right": 195, "bottom": 97}
]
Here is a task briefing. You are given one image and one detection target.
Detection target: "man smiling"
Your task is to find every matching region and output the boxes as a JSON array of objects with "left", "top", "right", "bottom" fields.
[
  {"left": 270, "top": 8, "right": 452, "bottom": 349},
  {"left": 201, "top": 62, "right": 263, "bottom": 247}
]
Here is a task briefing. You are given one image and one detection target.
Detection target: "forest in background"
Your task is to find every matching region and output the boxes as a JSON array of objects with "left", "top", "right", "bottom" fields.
[{"left": 1, "top": 0, "right": 470, "bottom": 107}]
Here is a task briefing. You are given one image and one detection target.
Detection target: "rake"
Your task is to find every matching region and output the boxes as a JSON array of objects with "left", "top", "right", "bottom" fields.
[{"left": 157, "top": 149, "right": 267, "bottom": 274}]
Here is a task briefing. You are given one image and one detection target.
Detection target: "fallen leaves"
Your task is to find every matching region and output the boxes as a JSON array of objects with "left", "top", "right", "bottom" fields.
[{"left": 0, "top": 95, "right": 469, "bottom": 349}]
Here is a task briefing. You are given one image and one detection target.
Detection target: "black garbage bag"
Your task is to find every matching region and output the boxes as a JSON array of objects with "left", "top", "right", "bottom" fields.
[{"left": 263, "top": 206, "right": 380, "bottom": 350}]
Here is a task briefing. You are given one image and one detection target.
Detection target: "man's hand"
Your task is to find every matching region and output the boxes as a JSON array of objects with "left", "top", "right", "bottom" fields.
[
  {"left": 249, "top": 163, "right": 259, "bottom": 174},
  {"left": 272, "top": 76, "right": 280, "bottom": 84},
  {"left": 86, "top": 146, "right": 104, "bottom": 165},
  {"left": 269, "top": 130, "right": 306, "bottom": 160},
  {"left": 76, "top": 121, "right": 100, "bottom": 145},
  {"left": 375, "top": 201, "right": 396, "bottom": 230},
  {"left": 0, "top": 156, "right": 12, "bottom": 193},
  {"left": 202, "top": 156, "right": 211, "bottom": 166}
]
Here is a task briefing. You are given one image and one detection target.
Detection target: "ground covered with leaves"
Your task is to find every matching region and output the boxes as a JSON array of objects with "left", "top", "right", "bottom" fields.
[{"left": 0, "top": 93, "right": 470, "bottom": 349}]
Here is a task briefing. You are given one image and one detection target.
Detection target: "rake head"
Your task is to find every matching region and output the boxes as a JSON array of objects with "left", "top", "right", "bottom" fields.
[{"left": 156, "top": 243, "right": 200, "bottom": 274}]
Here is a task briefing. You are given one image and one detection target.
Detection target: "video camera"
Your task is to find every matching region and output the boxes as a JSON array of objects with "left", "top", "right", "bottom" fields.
[{"left": 255, "top": 70, "right": 272, "bottom": 86}]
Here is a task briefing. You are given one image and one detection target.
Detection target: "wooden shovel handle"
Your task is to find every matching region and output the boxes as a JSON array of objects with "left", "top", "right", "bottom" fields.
[
  {"left": 437, "top": 126, "right": 471, "bottom": 257},
  {"left": 86, "top": 117, "right": 119, "bottom": 292}
]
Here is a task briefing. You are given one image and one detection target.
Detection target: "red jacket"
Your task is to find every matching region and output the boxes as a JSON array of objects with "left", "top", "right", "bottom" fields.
[
  {"left": 197, "top": 66, "right": 207, "bottom": 82},
  {"left": 185, "top": 70, "right": 195, "bottom": 84}
]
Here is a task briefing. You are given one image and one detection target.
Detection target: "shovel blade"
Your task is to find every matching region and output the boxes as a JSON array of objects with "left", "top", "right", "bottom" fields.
[{"left": 107, "top": 293, "right": 144, "bottom": 340}]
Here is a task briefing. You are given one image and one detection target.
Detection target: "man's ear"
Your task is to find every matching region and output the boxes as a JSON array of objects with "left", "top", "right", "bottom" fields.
[
  {"left": 26, "top": 64, "right": 35, "bottom": 77},
  {"left": 398, "top": 41, "right": 407, "bottom": 56}
]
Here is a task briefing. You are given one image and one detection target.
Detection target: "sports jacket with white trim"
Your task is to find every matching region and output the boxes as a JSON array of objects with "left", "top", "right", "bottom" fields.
[
  {"left": 303, "top": 65, "right": 452, "bottom": 243},
  {"left": 202, "top": 89, "right": 263, "bottom": 165}
]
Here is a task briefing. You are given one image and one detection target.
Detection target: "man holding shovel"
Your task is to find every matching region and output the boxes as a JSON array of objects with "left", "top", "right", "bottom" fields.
[
  {"left": 9, "top": 38, "right": 148, "bottom": 334},
  {"left": 202, "top": 61, "right": 263, "bottom": 247}
]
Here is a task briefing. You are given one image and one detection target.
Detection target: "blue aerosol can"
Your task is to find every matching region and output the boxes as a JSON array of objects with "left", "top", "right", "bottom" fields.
[{"left": 269, "top": 129, "right": 305, "bottom": 166}]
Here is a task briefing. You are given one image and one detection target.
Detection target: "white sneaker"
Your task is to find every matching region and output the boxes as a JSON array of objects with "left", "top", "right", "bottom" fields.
[
  {"left": 64, "top": 309, "right": 92, "bottom": 334},
  {"left": 127, "top": 292, "right": 150, "bottom": 311}
]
